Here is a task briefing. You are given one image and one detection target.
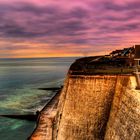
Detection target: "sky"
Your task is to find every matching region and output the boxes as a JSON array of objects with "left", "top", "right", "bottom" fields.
[{"left": 0, "top": 0, "right": 140, "bottom": 58}]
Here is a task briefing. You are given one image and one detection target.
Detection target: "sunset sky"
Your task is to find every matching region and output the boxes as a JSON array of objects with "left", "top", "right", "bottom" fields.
[{"left": 0, "top": 0, "right": 140, "bottom": 58}]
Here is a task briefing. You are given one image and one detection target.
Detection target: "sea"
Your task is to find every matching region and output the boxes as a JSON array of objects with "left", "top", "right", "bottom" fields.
[{"left": 0, "top": 57, "right": 77, "bottom": 140}]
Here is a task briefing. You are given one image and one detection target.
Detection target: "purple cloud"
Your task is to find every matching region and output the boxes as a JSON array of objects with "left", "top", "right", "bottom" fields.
[{"left": 0, "top": 0, "right": 139, "bottom": 57}]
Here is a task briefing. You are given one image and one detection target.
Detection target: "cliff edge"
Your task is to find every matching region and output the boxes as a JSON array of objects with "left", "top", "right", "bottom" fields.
[{"left": 30, "top": 56, "right": 140, "bottom": 140}]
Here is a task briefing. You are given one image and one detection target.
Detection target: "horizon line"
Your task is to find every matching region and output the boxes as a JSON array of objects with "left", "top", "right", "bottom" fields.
[{"left": 0, "top": 56, "right": 82, "bottom": 60}]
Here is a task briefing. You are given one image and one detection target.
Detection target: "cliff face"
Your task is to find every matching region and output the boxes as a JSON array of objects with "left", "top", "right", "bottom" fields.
[
  {"left": 30, "top": 75, "right": 140, "bottom": 140},
  {"left": 53, "top": 75, "right": 140, "bottom": 140},
  {"left": 105, "top": 76, "right": 140, "bottom": 140}
]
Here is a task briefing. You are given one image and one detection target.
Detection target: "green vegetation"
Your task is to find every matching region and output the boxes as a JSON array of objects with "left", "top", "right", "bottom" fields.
[
  {"left": 69, "top": 56, "right": 134, "bottom": 75},
  {"left": 86, "top": 67, "right": 134, "bottom": 75}
]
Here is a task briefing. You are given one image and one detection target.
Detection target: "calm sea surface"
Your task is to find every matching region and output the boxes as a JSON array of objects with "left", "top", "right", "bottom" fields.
[{"left": 0, "top": 57, "right": 77, "bottom": 140}]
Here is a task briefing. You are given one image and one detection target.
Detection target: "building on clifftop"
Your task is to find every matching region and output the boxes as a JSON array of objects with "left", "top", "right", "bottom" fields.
[{"left": 134, "top": 45, "right": 140, "bottom": 67}]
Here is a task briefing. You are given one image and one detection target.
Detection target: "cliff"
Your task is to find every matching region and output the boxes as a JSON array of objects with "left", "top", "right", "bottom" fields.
[
  {"left": 54, "top": 75, "right": 118, "bottom": 140},
  {"left": 30, "top": 75, "right": 140, "bottom": 140},
  {"left": 105, "top": 76, "right": 140, "bottom": 140}
]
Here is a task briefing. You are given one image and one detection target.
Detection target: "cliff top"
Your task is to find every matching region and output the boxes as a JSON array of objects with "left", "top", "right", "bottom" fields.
[{"left": 69, "top": 47, "right": 135, "bottom": 75}]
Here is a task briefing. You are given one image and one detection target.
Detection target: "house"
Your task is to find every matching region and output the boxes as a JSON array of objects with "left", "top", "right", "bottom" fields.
[
  {"left": 134, "top": 45, "right": 140, "bottom": 67},
  {"left": 110, "top": 50, "right": 122, "bottom": 57}
]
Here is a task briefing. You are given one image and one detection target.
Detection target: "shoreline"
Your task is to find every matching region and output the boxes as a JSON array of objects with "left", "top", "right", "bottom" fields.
[{"left": 28, "top": 88, "right": 62, "bottom": 140}]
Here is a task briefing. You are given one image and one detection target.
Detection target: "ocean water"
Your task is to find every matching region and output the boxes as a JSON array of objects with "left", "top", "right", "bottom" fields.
[{"left": 0, "top": 57, "right": 77, "bottom": 140}]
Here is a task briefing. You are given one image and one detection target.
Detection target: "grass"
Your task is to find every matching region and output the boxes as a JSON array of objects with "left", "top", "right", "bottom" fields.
[
  {"left": 90, "top": 68, "right": 134, "bottom": 74},
  {"left": 70, "top": 67, "right": 134, "bottom": 75}
]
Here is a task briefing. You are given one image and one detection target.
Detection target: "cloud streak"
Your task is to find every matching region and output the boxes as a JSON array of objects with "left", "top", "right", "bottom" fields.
[{"left": 0, "top": 0, "right": 139, "bottom": 58}]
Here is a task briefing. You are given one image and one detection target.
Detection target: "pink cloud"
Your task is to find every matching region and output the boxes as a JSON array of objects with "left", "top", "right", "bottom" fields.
[{"left": 0, "top": 0, "right": 139, "bottom": 58}]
